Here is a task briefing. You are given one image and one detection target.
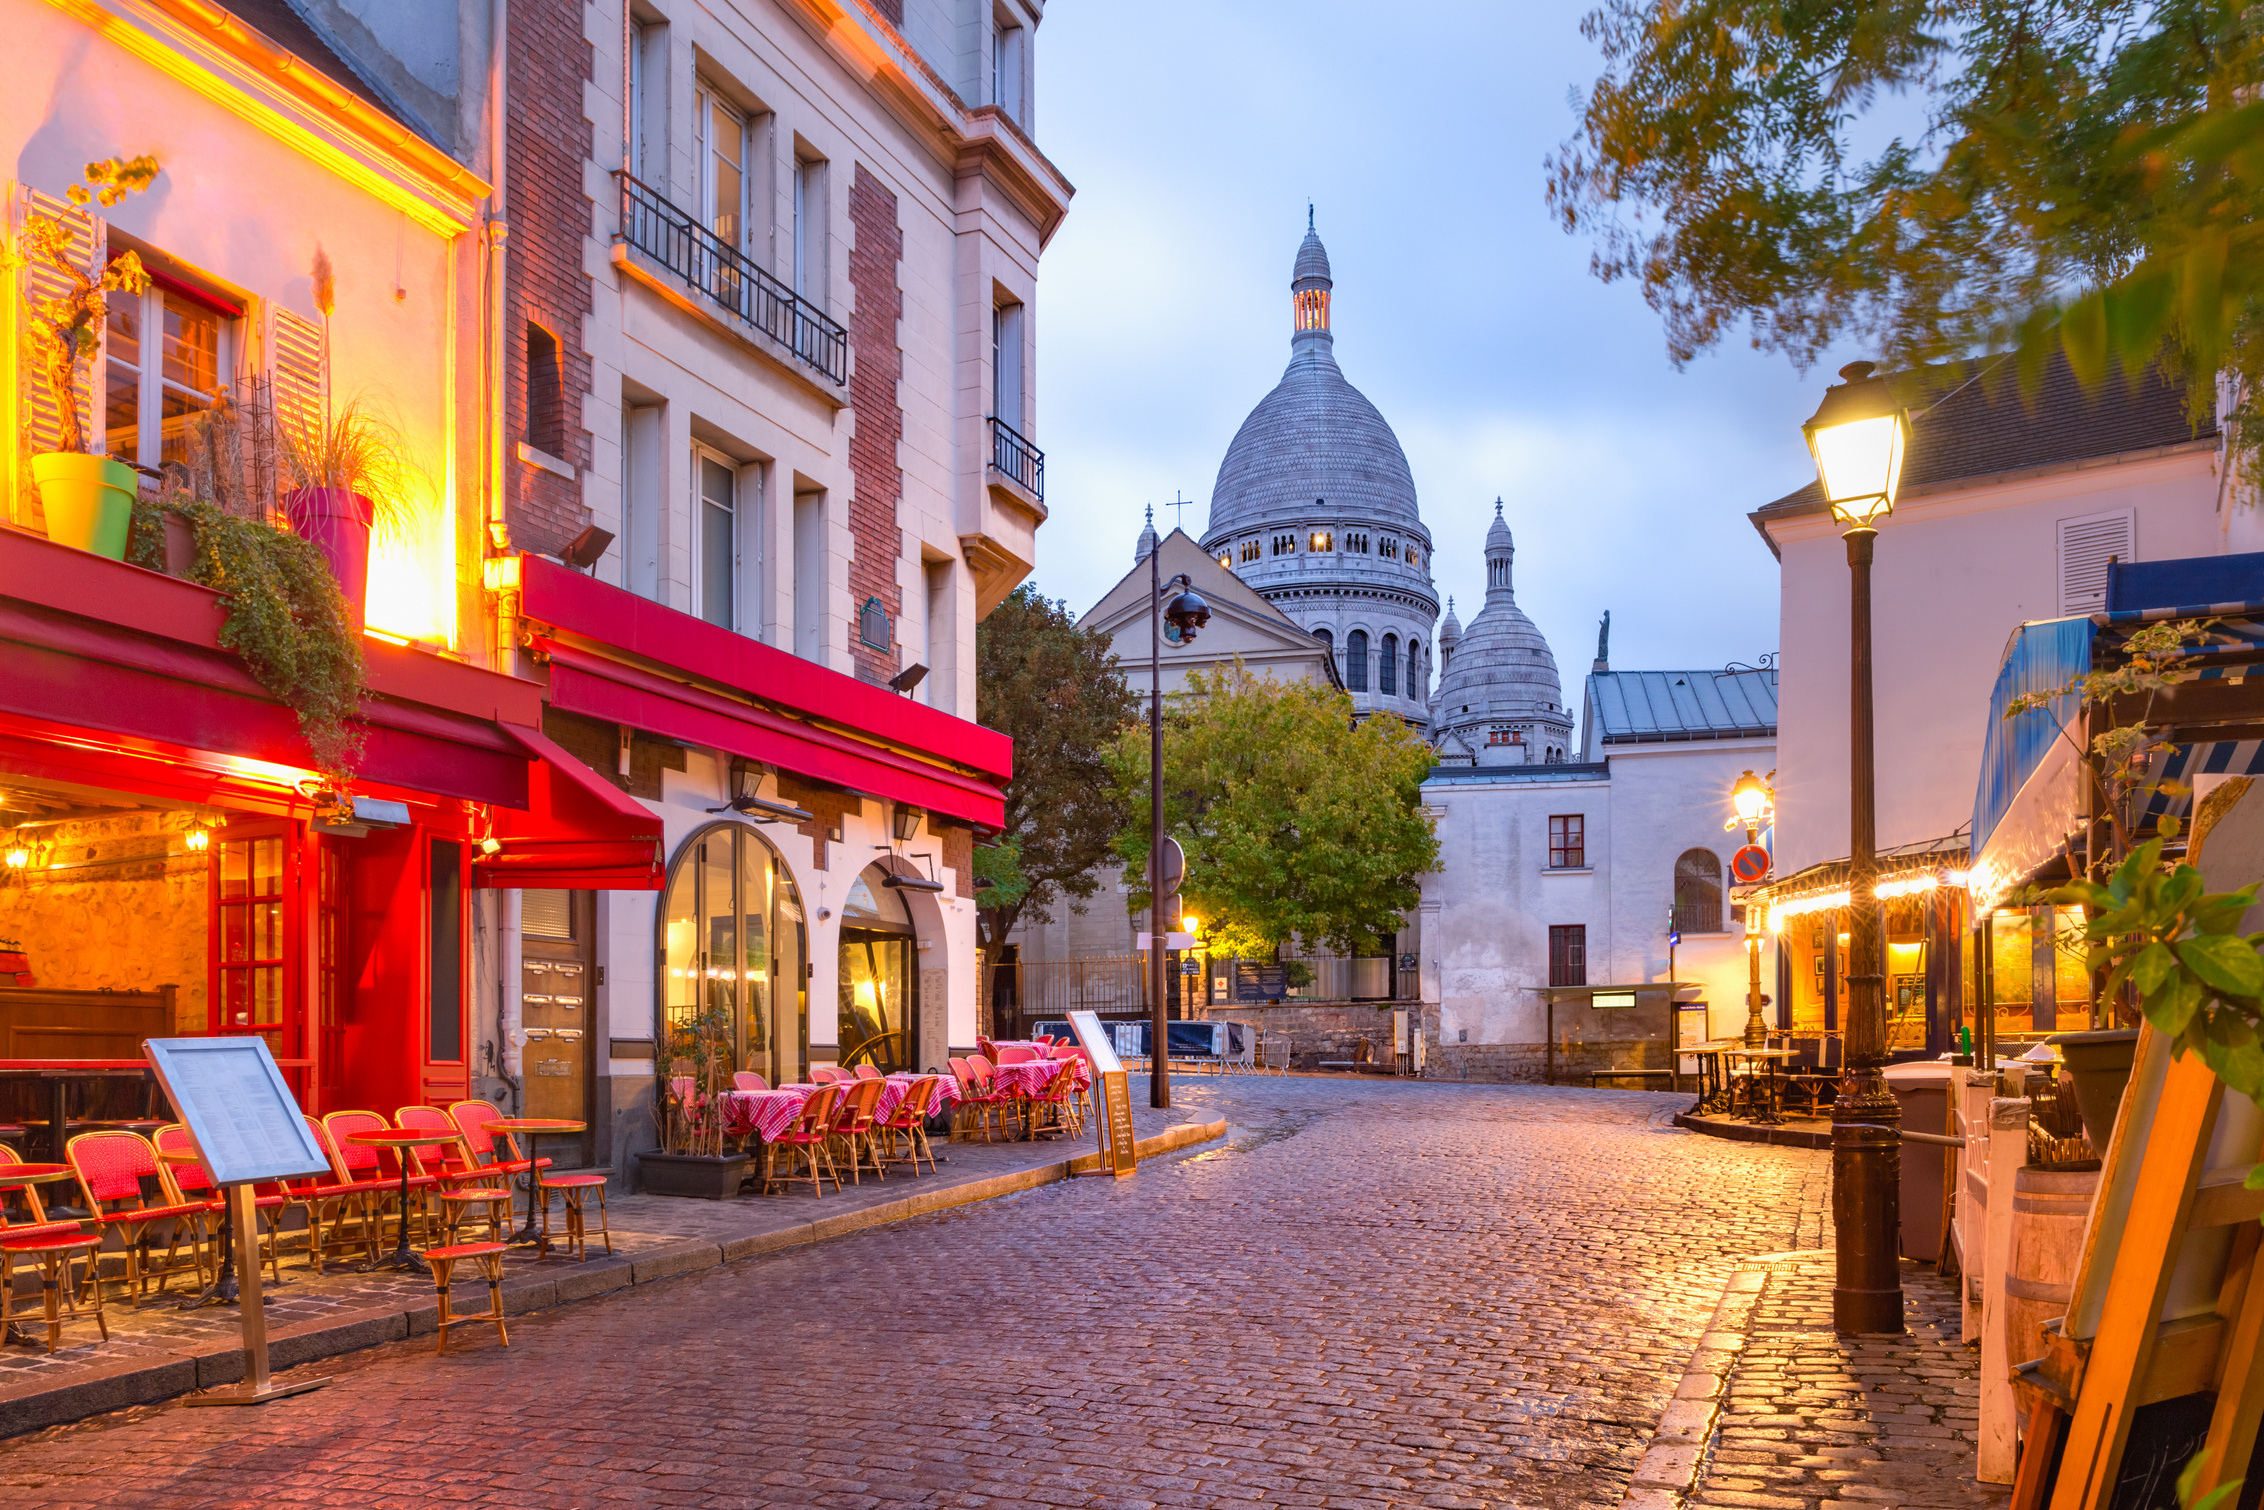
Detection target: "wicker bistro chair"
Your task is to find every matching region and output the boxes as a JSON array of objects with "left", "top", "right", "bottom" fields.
[
  {"left": 284, "top": 1117, "right": 394, "bottom": 1274},
  {"left": 880, "top": 1075, "right": 943, "bottom": 1176},
  {"left": 65, "top": 1130, "right": 211, "bottom": 1306},
  {"left": 0, "top": 1144, "right": 78, "bottom": 1238},
  {"left": 947, "top": 1057, "right": 1011, "bottom": 1143},
  {"left": 1033, "top": 1059, "right": 1086, "bottom": 1138},
  {"left": 1053, "top": 1047, "right": 1098, "bottom": 1127},
  {"left": 965, "top": 1054, "right": 1023, "bottom": 1139},
  {"left": 450, "top": 1098, "right": 557, "bottom": 1246},
  {"left": 323, "top": 1110, "right": 437, "bottom": 1252},
  {"left": 732, "top": 1071, "right": 770, "bottom": 1092},
  {"left": 152, "top": 1124, "right": 287, "bottom": 1285},
  {"left": 852, "top": 1064, "right": 883, "bottom": 1081},
  {"left": 423, "top": 1241, "right": 510, "bottom": 1353},
  {"left": 763, "top": 1083, "right": 843, "bottom": 1197},
  {"left": 391, "top": 1106, "right": 510, "bottom": 1244},
  {"left": 995, "top": 1046, "right": 1036, "bottom": 1065},
  {"left": 829, "top": 1076, "right": 888, "bottom": 1187}
]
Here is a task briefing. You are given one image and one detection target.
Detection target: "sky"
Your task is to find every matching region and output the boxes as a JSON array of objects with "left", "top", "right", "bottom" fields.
[{"left": 1023, "top": 0, "right": 1873, "bottom": 701}]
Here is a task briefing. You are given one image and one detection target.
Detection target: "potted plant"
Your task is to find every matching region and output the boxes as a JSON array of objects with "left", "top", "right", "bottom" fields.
[
  {"left": 279, "top": 397, "right": 398, "bottom": 622},
  {"left": 16, "top": 156, "right": 158, "bottom": 558},
  {"left": 639, "top": 999, "right": 750, "bottom": 1199}
]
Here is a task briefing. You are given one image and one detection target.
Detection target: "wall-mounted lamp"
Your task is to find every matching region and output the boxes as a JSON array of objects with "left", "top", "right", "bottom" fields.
[
  {"left": 889, "top": 663, "right": 928, "bottom": 696},
  {"left": 892, "top": 806, "right": 922, "bottom": 842},
  {"left": 4, "top": 846, "right": 26, "bottom": 870},
  {"left": 559, "top": 525, "right": 615, "bottom": 570},
  {"left": 708, "top": 758, "right": 815, "bottom": 824},
  {"left": 184, "top": 826, "right": 211, "bottom": 853}
]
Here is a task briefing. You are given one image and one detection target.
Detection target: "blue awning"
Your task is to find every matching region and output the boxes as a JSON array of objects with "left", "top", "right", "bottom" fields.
[{"left": 1972, "top": 616, "right": 2091, "bottom": 862}]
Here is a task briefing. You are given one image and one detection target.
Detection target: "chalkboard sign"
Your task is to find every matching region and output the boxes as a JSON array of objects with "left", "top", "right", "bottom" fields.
[
  {"left": 1234, "top": 960, "right": 1287, "bottom": 1002},
  {"left": 143, "top": 1037, "right": 332, "bottom": 1188}
]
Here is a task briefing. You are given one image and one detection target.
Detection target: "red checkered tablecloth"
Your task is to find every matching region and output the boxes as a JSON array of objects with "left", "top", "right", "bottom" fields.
[
  {"left": 992, "top": 1059, "right": 1075, "bottom": 1097},
  {"left": 722, "top": 1074, "right": 960, "bottom": 1141}
]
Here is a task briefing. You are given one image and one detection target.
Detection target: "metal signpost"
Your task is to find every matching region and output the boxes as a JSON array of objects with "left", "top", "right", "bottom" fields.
[
  {"left": 143, "top": 1036, "right": 335, "bottom": 1406},
  {"left": 1066, "top": 1009, "right": 1137, "bottom": 1176}
]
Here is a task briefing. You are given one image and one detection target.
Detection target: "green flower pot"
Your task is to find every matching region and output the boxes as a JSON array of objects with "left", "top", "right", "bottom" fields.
[{"left": 32, "top": 453, "right": 137, "bottom": 559}]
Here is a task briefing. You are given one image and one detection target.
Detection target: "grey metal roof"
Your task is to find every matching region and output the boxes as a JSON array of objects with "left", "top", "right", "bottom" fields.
[
  {"left": 1425, "top": 761, "right": 1609, "bottom": 783},
  {"left": 1586, "top": 669, "right": 1778, "bottom": 743},
  {"left": 1294, "top": 225, "right": 1332, "bottom": 287}
]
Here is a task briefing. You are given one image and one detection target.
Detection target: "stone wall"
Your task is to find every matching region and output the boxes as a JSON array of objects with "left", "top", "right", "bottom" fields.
[
  {"left": 1190, "top": 998, "right": 1681, "bottom": 1086},
  {"left": 0, "top": 811, "right": 208, "bottom": 1032}
]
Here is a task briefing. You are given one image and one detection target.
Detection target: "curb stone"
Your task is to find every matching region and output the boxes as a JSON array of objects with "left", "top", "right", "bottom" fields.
[{"left": 1620, "top": 1262, "right": 1773, "bottom": 1508}]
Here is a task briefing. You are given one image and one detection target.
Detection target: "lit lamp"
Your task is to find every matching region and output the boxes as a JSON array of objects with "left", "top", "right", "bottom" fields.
[
  {"left": 185, "top": 825, "right": 211, "bottom": 854},
  {"left": 1803, "top": 359, "right": 1910, "bottom": 1338},
  {"left": 4, "top": 843, "right": 26, "bottom": 870},
  {"left": 1729, "top": 770, "right": 1775, "bottom": 1048},
  {"left": 1146, "top": 528, "right": 1211, "bottom": 1110}
]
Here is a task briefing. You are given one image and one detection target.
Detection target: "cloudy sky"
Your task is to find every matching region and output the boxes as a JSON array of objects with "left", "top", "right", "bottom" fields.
[{"left": 1023, "top": 0, "right": 1869, "bottom": 698}]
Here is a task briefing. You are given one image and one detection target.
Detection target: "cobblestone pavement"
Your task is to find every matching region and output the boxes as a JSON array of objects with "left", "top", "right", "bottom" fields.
[
  {"left": 1686, "top": 1255, "right": 2007, "bottom": 1510},
  {"left": 0, "top": 1076, "right": 1830, "bottom": 1510}
]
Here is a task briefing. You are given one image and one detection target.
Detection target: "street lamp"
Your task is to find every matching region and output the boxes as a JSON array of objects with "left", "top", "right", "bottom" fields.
[
  {"left": 1729, "top": 770, "right": 1774, "bottom": 1047},
  {"left": 1148, "top": 534, "right": 1209, "bottom": 1109},
  {"left": 1804, "top": 359, "right": 1911, "bottom": 1337}
]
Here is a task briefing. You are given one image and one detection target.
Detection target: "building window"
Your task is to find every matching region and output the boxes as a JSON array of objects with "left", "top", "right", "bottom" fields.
[
  {"left": 1315, "top": 626, "right": 1333, "bottom": 659},
  {"left": 1549, "top": 925, "right": 1587, "bottom": 987},
  {"left": 104, "top": 275, "right": 227, "bottom": 468},
  {"left": 1309, "top": 530, "right": 1332, "bottom": 552},
  {"left": 695, "top": 448, "right": 737, "bottom": 630},
  {"left": 525, "top": 323, "right": 565, "bottom": 458},
  {"left": 992, "top": 17, "right": 1025, "bottom": 124},
  {"left": 1380, "top": 633, "right": 1398, "bottom": 695},
  {"left": 1239, "top": 538, "right": 1260, "bottom": 563},
  {"left": 1490, "top": 556, "right": 1510, "bottom": 588},
  {"left": 1346, "top": 629, "right": 1369, "bottom": 691},
  {"left": 1217, "top": 552, "right": 1233, "bottom": 569},
  {"left": 1674, "top": 848, "right": 1724, "bottom": 933},
  {"left": 793, "top": 155, "right": 825, "bottom": 301},
  {"left": 1406, "top": 545, "right": 1422, "bottom": 570},
  {"left": 992, "top": 299, "right": 1025, "bottom": 429},
  {"left": 1548, "top": 814, "right": 1584, "bottom": 869},
  {"left": 1380, "top": 535, "right": 1398, "bottom": 561},
  {"left": 1489, "top": 727, "right": 1523, "bottom": 748},
  {"left": 1271, "top": 533, "right": 1295, "bottom": 556},
  {"left": 1347, "top": 532, "right": 1369, "bottom": 554}
]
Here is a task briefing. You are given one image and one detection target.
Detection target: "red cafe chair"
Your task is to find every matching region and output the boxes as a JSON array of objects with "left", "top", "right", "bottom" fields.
[
  {"left": 853, "top": 1064, "right": 883, "bottom": 1081},
  {"left": 996, "top": 1046, "right": 1036, "bottom": 1065},
  {"left": 763, "top": 1084, "right": 842, "bottom": 1197},
  {"left": 65, "top": 1130, "right": 211, "bottom": 1305},
  {"left": 284, "top": 1116, "right": 394, "bottom": 1274},
  {"left": 152, "top": 1124, "right": 286, "bottom": 1285},
  {"left": 880, "top": 1075, "right": 942, "bottom": 1176},
  {"left": 395, "top": 1105, "right": 509, "bottom": 1245},
  {"left": 829, "top": 1076, "right": 888, "bottom": 1186},
  {"left": 732, "top": 1072, "right": 770, "bottom": 1092},
  {"left": 949, "top": 1056, "right": 1010, "bottom": 1143},
  {"left": 323, "top": 1109, "right": 434, "bottom": 1254}
]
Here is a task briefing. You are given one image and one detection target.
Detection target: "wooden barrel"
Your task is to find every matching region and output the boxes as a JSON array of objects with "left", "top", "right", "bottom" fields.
[{"left": 2004, "top": 1166, "right": 2099, "bottom": 1366}]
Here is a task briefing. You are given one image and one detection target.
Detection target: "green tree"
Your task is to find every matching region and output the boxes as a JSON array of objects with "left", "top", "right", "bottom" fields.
[
  {"left": 1107, "top": 665, "right": 1440, "bottom": 960},
  {"left": 974, "top": 585, "right": 1138, "bottom": 956},
  {"left": 1547, "top": 0, "right": 2264, "bottom": 486}
]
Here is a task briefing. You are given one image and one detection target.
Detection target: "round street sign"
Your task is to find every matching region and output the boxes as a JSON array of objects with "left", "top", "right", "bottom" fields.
[
  {"left": 1732, "top": 844, "right": 1772, "bottom": 883},
  {"left": 1159, "top": 836, "right": 1185, "bottom": 896}
]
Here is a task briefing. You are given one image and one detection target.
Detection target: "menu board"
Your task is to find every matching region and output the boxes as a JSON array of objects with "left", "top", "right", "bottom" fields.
[
  {"left": 1066, "top": 1011, "right": 1136, "bottom": 1176},
  {"left": 143, "top": 1038, "right": 333, "bottom": 1188}
]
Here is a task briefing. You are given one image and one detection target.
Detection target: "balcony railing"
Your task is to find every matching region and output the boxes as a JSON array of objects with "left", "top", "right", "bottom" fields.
[
  {"left": 616, "top": 172, "right": 848, "bottom": 386},
  {"left": 988, "top": 415, "right": 1045, "bottom": 502}
]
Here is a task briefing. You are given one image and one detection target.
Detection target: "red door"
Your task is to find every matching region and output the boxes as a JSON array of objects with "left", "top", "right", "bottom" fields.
[{"left": 209, "top": 823, "right": 312, "bottom": 1103}]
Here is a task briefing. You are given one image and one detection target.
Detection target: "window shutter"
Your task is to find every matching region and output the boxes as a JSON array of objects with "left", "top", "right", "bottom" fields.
[
  {"left": 268, "top": 303, "right": 326, "bottom": 443},
  {"left": 12, "top": 185, "right": 103, "bottom": 526},
  {"left": 2057, "top": 509, "right": 2134, "bottom": 616}
]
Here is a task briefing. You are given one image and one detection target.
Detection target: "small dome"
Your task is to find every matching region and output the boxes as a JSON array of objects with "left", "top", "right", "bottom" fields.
[
  {"left": 1485, "top": 498, "right": 1512, "bottom": 553},
  {"left": 1135, "top": 505, "right": 1158, "bottom": 563},
  {"left": 1432, "top": 501, "right": 1571, "bottom": 754},
  {"left": 1294, "top": 219, "right": 1331, "bottom": 288},
  {"left": 1439, "top": 596, "right": 1462, "bottom": 646}
]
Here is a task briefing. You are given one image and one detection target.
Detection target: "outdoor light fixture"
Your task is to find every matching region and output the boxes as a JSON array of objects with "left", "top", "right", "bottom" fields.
[
  {"left": 709, "top": 758, "right": 814, "bottom": 823},
  {"left": 479, "top": 836, "right": 504, "bottom": 857},
  {"left": 1802, "top": 362, "right": 1910, "bottom": 526},
  {"left": 1162, "top": 575, "right": 1211, "bottom": 643},
  {"left": 889, "top": 663, "right": 928, "bottom": 695},
  {"left": 1731, "top": 770, "right": 1773, "bottom": 832},
  {"left": 559, "top": 525, "right": 615, "bottom": 570},
  {"left": 1804, "top": 358, "right": 1908, "bottom": 1337},
  {"left": 184, "top": 826, "right": 211, "bottom": 853},
  {"left": 892, "top": 806, "right": 922, "bottom": 842},
  {"left": 4, "top": 845, "right": 25, "bottom": 870}
]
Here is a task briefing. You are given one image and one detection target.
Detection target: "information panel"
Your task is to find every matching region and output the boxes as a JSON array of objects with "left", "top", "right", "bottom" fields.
[
  {"left": 1066, "top": 1010, "right": 1136, "bottom": 1176},
  {"left": 1234, "top": 960, "right": 1287, "bottom": 1002},
  {"left": 144, "top": 1037, "right": 333, "bottom": 1188}
]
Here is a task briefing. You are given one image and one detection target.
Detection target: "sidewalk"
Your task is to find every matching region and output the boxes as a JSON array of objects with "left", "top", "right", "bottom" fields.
[
  {"left": 0, "top": 1104, "right": 1224, "bottom": 1436},
  {"left": 1627, "top": 1251, "right": 2008, "bottom": 1510}
]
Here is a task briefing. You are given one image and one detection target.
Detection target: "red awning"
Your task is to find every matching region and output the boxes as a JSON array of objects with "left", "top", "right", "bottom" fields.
[
  {"left": 536, "top": 640, "right": 1007, "bottom": 829},
  {"left": 472, "top": 725, "right": 665, "bottom": 890}
]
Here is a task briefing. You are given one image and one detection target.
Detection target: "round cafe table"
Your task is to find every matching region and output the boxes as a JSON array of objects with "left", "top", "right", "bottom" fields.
[
  {"left": 0, "top": 1164, "right": 82, "bottom": 1336},
  {"left": 484, "top": 1119, "right": 585, "bottom": 1256},
  {"left": 347, "top": 1130, "right": 460, "bottom": 1275}
]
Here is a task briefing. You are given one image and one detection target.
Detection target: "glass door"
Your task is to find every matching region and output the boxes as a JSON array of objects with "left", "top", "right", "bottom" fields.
[
  {"left": 211, "top": 825, "right": 307, "bottom": 1098},
  {"left": 661, "top": 824, "right": 805, "bottom": 1089}
]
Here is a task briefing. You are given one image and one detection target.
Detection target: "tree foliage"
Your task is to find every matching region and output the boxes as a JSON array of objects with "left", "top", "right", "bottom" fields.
[
  {"left": 1548, "top": 0, "right": 2264, "bottom": 484},
  {"left": 1107, "top": 665, "right": 1440, "bottom": 960},
  {"left": 974, "top": 585, "right": 1138, "bottom": 952}
]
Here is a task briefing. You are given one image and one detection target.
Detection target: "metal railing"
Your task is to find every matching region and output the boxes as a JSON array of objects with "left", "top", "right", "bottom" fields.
[
  {"left": 989, "top": 415, "right": 1045, "bottom": 501},
  {"left": 616, "top": 172, "right": 848, "bottom": 386}
]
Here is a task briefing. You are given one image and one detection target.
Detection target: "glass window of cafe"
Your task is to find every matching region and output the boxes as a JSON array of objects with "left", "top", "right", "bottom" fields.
[
  {"left": 659, "top": 822, "right": 806, "bottom": 1086},
  {"left": 1780, "top": 897, "right": 1935, "bottom": 1048},
  {"left": 1974, "top": 904, "right": 2092, "bottom": 1047},
  {"left": 836, "top": 865, "right": 917, "bottom": 1074}
]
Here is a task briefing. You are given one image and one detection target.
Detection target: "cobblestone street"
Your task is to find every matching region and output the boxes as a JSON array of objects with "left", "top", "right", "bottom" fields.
[{"left": 0, "top": 1077, "right": 1845, "bottom": 1509}]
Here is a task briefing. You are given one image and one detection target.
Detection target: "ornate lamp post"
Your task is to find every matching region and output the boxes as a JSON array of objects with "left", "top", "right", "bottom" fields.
[
  {"left": 1803, "top": 359, "right": 1911, "bottom": 1336},
  {"left": 1148, "top": 543, "right": 1209, "bottom": 1109},
  {"left": 1730, "top": 769, "right": 1775, "bottom": 1048}
]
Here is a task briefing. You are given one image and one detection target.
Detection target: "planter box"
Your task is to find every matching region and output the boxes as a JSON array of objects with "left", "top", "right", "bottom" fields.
[{"left": 637, "top": 1151, "right": 750, "bottom": 1200}]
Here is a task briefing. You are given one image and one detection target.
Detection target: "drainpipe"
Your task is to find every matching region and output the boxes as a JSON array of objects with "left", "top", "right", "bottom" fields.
[{"left": 483, "top": 0, "right": 511, "bottom": 665}]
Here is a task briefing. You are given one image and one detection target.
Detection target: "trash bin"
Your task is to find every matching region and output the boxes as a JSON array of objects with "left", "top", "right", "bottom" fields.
[{"left": 1884, "top": 1058, "right": 1956, "bottom": 1262}]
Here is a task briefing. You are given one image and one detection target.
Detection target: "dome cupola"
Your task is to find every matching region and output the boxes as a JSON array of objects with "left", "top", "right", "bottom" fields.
[
  {"left": 1438, "top": 596, "right": 1462, "bottom": 668},
  {"left": 1431, "top": 499, "right": 1574, "bottom": 765},
  {"left": 1293, "top": 205, "right": 1332, "bottom": 337},
  {"left": 1136, "top": 504, "right": 1158, "bottom": 563}
]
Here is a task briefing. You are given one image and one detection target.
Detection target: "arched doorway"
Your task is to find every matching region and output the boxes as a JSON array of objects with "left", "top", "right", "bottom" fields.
[
  {"left": 837, "top": 864, "right": 918, "bottom": 1073},
  {"left": 658, "top": 822, "right": 807, "bottom": 1085}
]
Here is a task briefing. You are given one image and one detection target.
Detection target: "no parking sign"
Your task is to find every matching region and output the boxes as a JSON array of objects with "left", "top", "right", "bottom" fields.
[{"left": 1731, "top": 844, "right": 1772, "bottom": 883}]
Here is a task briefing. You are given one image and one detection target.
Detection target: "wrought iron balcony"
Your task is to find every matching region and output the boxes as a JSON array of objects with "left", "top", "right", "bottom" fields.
[
  {"left": 616, "top": 172, "right": 848, "bottom": 386},
  {"left": 988, "top": 415, "right": 1044, "bottom": 502}
]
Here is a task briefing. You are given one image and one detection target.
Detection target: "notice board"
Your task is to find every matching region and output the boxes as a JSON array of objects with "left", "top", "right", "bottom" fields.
[
  {"left": 1234, "top": 960, "right": 1286, "bottom": 1002},
  {"left": 1067, "top": 1009, "right": 1136, "bottom": 1176},
  {"left": 143, "top": 1037, "right": 333, "bottom": 1187}
]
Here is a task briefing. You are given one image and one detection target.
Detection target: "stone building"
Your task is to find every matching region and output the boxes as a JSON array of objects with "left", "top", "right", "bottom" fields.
[
  {"left": 1429, "top": 503, "right": 1577, "bottom": 765},
  {"left": 1198, "top": 217, "right": 1439, "bottom": 730}
]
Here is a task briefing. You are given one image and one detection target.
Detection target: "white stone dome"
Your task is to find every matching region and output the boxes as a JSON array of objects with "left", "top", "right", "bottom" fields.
[{"left": 1431, "top": 501, "right": 1574, "bottom": 764}]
